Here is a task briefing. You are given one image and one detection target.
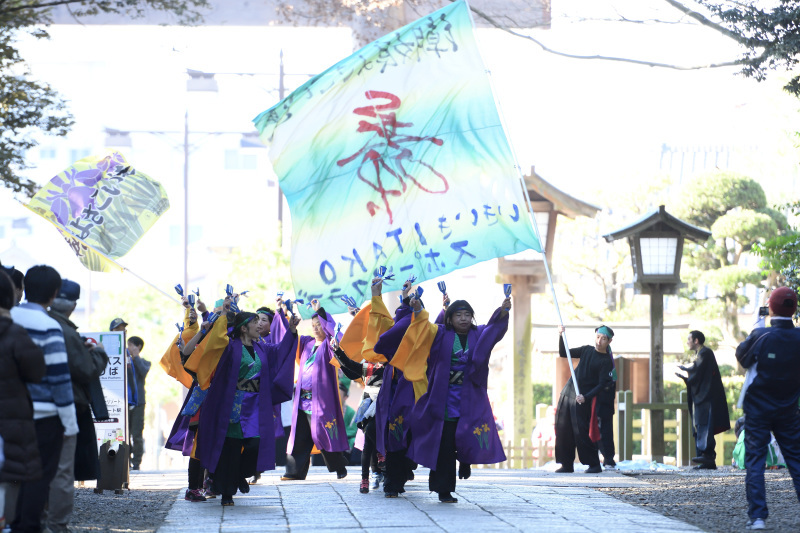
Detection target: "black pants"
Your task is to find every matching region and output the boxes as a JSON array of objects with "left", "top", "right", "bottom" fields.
[
  {"left": 598, "top": 412, "right": 615, "bottom": 465},
  {"left": 12, "top": 416, "right": 64, "bottom": 533},
  {"left": 129, "top": 404, "right": 145, "bottom": 467},
  {"left": 361, "top": 417, "right": 377, "bottom": 480},
  {"left": 745, "top": 407, "right": 800, "bottom": 520},
  {"left": 212, "top": 437, "right": 259, "bottom": 498},
  {"left": 385, "top": 450, "right": 415, "bottom": 493},
  {"left": 74, "top": 406, "right": 101, "bottom": 481},
  {"left": 275, "top": 425, "right": 290, "bottom": 467},
  {"left": 188, "top": 457, "right": 204, "bottom": 490},
  {"left": 555, "top": 389, "right": 600, "bottom": 467},
  {"left": 284, "top": 412, "right": 346, "bottom": 479},
  {"left": 429, "top": 420, "right": 457, "bottom": 494},
  {"left": 695, "top": 427, "right": 716, "bottom": 460}
]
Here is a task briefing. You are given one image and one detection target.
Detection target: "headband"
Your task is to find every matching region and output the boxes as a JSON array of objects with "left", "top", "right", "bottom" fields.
[{"left": 596, "top": 325, "right": 614, "bottom": 339}]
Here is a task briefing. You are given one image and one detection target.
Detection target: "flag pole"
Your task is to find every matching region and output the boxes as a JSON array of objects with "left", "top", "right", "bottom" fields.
[
  {"left": 514, "top": 175, "right": 580, "bottom": 395},
  {"left": 21, "top": 202, "right": 180, "bottom": 305},
  {"left": 464, "top": 0, "right": 580, "bottom": 394}
]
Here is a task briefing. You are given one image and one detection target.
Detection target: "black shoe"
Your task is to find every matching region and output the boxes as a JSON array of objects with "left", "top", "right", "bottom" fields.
[
  {"left": 585, "top": 464, "right": 603, "bottom": 474},
  {"left": 693, "top": 463, "right": 717, "bottom": 470},
  {"left": 130, "top": 465, "right": 140, "bottom": 471},
  {"left": 281, "top": 475, "right": 302, "bottom": 481},
  {"left": 691, "top": 456, "right": 711, "bottom": 464},
  {"left": 554, "top": 465, "right": 574, "bottom": 473},
  {"left": 221, "top": 496, "right": 234, "bottom": 506},
  {"left": 408, "top": 470, "right": 415, "bottom": 481},
  {"left": 438, "top": 492, "right": 458, "bottom": 503},
  {"left": 238, "top": 478, "right": 250, "bottom": 494},
  {"left": 458, "top": 463, "right": 471, "bottom": 480},
  {"left": 385, "top": 491, "right": 399, "bottom": 498},
  {"left": 337, "top": 468, "right": 348, "bottom": 479},
  {"left": 249, "top": 473, "right": 261, "bottom": 485}
]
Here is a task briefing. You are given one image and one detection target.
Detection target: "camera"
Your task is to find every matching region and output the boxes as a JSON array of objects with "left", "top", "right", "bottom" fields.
[{"left": 758, "top": 306, "right": 769, "bottom": 317}]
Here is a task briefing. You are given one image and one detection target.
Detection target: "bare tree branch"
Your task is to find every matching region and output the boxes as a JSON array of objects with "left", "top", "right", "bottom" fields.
[
  {"left": 469, "top": 3, "right": 746, "bottom": 70},
  {"left": 0, "top": 0, "right": 85, "bottom": 15},
  {"left": 660, "top": 0, "right": 750, "bottom": 44}
]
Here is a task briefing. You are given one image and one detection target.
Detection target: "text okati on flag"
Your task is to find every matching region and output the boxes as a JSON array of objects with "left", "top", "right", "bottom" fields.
[
  {"left": 25, "top": 151, "right": 170, "bottom": 273},
  {"left": 253, "top": 0, "right": 541, "bottom": 316}
]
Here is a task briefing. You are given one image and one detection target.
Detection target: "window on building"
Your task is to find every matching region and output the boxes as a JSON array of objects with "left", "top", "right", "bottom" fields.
[
  {"left": 224, "top": 149, "right": 258, "bottom": 170},
  {"left": 70, "top": 148, "right": 90, "bottom": 162}
]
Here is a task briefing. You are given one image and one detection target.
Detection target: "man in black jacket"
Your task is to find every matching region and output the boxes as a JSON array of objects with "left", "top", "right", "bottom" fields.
[
  {"left": 677, "top": 330, "right": 730, "bottom": 470},
  {"left": 554, "top": 325, "right": 614, "bottom": 474},
  {"left": 735, "top": 287, "right": 800, "bottom": 531}
]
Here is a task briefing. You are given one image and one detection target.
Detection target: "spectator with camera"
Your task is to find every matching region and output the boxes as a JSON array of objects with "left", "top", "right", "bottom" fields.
[{"left": 735, "top": 287, "right": 800, "bottom": 531}]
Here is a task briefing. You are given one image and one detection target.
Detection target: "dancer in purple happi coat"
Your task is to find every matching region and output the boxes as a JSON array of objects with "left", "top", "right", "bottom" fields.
[
  {"left": 391, "top": 294, "right": 510, "bottom": 503},
  {"left": 282, "top": 300, "right": 350, "bottom": 480}
]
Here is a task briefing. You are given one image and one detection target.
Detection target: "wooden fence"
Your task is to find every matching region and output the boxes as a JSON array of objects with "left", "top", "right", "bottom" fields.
[{"left": 475, "top": 391, "right": 738, "bottom": 469}]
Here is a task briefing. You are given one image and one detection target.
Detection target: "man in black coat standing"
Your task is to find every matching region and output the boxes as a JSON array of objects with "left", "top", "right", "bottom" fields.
[
  {"left": 677, "top": 330, "right": 730, "bottom": 470},
  {"left": 735, "top": 287, "right": 800, "bottom": 531}
]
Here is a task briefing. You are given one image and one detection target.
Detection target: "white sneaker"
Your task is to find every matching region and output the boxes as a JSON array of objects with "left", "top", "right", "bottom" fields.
[{"left": 746, "top": 518, "right": 766, "bottom": 530}]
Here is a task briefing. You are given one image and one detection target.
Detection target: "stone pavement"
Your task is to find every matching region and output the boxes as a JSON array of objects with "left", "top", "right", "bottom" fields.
[{"left": 142, "top": 466, "right": 703, "bottom": 532}]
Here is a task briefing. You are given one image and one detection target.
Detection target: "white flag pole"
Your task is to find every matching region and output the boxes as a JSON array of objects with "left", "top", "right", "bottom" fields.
[
  {"left": 464, "top": 0, "right": 580, "bottom": 394},
  {"left": 21, "top": 201, "right": 180, "bottom": 305}
]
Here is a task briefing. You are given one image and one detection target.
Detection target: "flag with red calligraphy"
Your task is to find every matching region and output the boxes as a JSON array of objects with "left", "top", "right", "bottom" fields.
[
  {"left": 24, "top": 151, "right": 170, "bottom": 273},
  {"left": 253, "top": 0, "right": 541, "bottom": 317}
]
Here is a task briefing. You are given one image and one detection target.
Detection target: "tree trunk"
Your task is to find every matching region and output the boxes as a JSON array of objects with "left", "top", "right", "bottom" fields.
[{"left": 723, "top": 295, "right": 742, "bottom": 340}]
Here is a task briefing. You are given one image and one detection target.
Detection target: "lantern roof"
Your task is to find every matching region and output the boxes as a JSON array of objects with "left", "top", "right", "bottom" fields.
[{"left": 603, "top": 205, "right": 711, "bottom": 243}]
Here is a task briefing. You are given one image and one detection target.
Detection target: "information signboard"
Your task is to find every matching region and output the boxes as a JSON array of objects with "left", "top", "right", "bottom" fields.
[{"left": 84, "top": 331, "right": 127, "bottom": 453}]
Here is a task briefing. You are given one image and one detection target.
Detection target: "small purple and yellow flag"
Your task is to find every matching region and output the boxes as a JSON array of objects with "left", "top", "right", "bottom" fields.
[{"left": 24, "top": 151, "right": 169, "bottom": 272}]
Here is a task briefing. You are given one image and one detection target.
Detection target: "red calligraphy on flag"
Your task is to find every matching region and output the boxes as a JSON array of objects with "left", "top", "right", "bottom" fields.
[{"left": 337, "top": 90, "right": 448, "bottom": 224}]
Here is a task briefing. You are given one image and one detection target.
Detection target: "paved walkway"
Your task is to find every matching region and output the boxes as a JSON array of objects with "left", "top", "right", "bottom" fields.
[{"left": 141, "top": 467, "right": 703, "bottom": 532}]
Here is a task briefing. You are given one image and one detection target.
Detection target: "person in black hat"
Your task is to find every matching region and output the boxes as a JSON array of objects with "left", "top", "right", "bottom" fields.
[
  {"left": 46, "top": 280, "right": 109, "bottom": 532},
  {"left": 109, "top": 317, "right": 128, "bottom": 333}
]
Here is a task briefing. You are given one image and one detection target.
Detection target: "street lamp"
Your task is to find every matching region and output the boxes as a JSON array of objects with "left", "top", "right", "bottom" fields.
[{"left": 604, "top": 205, "right": 710, "bottom": 462}]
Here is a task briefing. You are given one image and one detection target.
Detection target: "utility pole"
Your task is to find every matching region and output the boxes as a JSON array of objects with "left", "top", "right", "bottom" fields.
[
  {"left": 183, "top": 110, "right": 190, "bottom": 291},
  {"left": 277, "top": 50, "right": 285, "bottom": 246}
]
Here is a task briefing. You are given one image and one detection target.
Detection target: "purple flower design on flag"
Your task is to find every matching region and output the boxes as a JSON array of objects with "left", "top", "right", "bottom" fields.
[{"left": 44, "top": 154, "right": 125, "bottom": 226}]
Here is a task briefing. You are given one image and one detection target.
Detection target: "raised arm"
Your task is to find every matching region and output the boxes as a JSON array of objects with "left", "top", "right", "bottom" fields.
[
  {"left": 472, "top": 306, "right": 510, "bottom": 367},
  {"left": 313, "top": 302, "right": 336, "bottom": 338},
  {"left": 736, "top": 328, "right": 769, "bottom": 369},
  {"left": 265, "top": 314, "right": 301, "bottom": 404},
  {"left": 270, "top": 307, "right": 290, "bottom": 344},
  {"left": 330, "top": 342, "right": 364, "bottom": 381},
  {"left": 363, "top": 293, "right": 395, "bottom": 363},
  {"left": 389, "top": 304, "right": 437, "bottom": 382},
  {"left": 558, "top": 327, "right": 584, "bottom": 359},
  {"left": 184, "top": 313, "right": 230, "bottom": 390}
]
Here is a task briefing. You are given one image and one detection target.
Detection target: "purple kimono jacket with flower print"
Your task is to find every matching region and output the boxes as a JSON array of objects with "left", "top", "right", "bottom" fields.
[
  {"left": 398, "top": 307, "right": 508, "bottom": 469},
  {"left": 287, "top": 309, "right": 349, "bottom": 454}
]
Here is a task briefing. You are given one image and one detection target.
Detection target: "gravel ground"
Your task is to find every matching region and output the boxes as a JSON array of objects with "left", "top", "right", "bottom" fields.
[
  {"left": 598, "top": 467, "right": 800, "bottom": 533},
  {"left": 69, "top": 486, "right": 178, "bottom": 533}
]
